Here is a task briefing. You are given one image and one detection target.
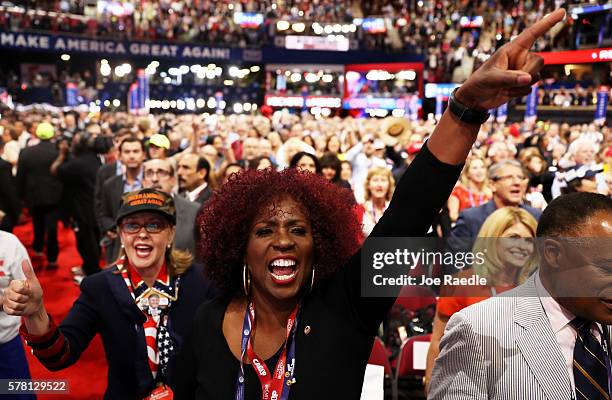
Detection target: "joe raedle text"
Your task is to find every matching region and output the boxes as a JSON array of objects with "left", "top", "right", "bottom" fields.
[{"left": 372, "top": 274, "right": 488, "bottom": 287}]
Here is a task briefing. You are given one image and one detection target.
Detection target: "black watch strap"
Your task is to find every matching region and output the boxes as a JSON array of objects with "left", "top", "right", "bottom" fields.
[{"left": 448, "top": 88, "right": 490, "bottom": 125}]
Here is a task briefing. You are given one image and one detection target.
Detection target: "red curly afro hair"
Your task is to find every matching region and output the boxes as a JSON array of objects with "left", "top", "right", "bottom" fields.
[{"left": 197, "top": 168, "right": 362, "bottom": 296}]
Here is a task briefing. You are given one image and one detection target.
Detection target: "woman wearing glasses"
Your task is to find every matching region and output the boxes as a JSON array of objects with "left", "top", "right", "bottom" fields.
[{"left": 2, "top": 188, "right": 217, "bottom": 399}]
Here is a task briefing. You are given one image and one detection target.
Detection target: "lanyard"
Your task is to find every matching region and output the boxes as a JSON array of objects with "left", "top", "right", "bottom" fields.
[
  {"left": 368, "top": 201, "right": 388, "bottom": 225},
  {"left": 235, "top": 301, "right": 300, "bottom": 400},
  {"left": 467, "top": 189, "right": 484, "bottom": 208}
]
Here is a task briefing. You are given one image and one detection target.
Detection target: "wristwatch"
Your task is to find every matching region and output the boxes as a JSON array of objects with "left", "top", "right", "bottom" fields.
[{"left": 448, "top": 88, "right": 490, "bottom": 125}]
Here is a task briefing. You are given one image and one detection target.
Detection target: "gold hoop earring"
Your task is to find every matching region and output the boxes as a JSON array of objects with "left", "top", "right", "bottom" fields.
[{"left": 243, "top": 264, "right": 251, "bottom": 296}]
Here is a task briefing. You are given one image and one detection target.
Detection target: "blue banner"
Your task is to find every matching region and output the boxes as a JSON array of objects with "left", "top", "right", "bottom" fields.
[
  {"left": 595, "top": 86, "right": 609, "bottom": 125},
  {"left": 137, "top": 69, "right": 150, "bottom": 113},
  {"left": 524, "top": 85, "right": 538, "bottom": 123},
  {"left": 0, "top": 30, "right": 259, "bottom": 62},
  {"left": 65, "top": 82, "right": 78, "bottom": 107},
  {"left": 214, "top": 91, "right": 224, "bottom": 114},
  {"left": 496, "top": 102, "right": 508, "bottom": 123},
  {"left": 128, "top": 83, "right": 139, "bottom": 113},
  {"left": 0, "top": 30, "right": 426, "bottom": 65}
]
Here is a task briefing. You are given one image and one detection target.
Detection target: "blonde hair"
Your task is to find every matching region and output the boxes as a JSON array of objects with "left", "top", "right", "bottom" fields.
[
  {"left": 364, "top": 167, "right": 395, "bottom": 201},
  {"left": 460, "top": 156, "right": 488, "bottom": 191},
  {"left": 472, "top": 207, "right": 538, "bottom": 286}
]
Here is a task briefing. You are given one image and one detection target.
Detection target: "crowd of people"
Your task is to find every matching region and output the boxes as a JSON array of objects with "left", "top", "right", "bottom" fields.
[
  {"left": 519, "top": 84, "right": 612, "bottom": 107},
  {"left": 2, "top": 0, "right": 356, "bottom": 47},
  {"left": 4, "top": 0, "right": 605, "bottom": 83},
  {"left": 0, "top": 66, "right": 97, "bottom": 106},
  {"left": 0, "top": 8, "right": 611, "bottom": 400},
  {"left": 0, "top": 102, "right": 611, "bottom": 263}
]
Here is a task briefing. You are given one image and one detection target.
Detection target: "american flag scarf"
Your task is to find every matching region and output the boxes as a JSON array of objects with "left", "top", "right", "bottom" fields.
[{"left": 117, "top": 257, "right": 180, "bottom": 382}]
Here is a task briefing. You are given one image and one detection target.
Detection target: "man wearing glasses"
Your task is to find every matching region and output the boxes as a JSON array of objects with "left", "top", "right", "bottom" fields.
[
  {"left": 448, "top": 160, "right": 541, "bottom": 252},
  {"left": 143, "top": 159, "right": 199, "bottom": 254}
]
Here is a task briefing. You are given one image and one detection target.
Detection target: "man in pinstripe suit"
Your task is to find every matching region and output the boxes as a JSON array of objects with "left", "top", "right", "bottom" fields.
[{"left": 429, "top": 192, "right": 612, "bottom": 400}]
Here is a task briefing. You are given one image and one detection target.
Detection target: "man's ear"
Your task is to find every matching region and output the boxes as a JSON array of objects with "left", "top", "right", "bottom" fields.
[
  {"left": 541, "top": 238, "right": 565, "bottom": 270},
  {"left": 489, "top": 180, "right": 497, "bottom": 194}
]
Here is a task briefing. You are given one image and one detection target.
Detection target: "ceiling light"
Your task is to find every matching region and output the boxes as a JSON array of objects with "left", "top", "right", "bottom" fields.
[{"left": 277, "top": 20, "right": 290, "bottom": 31}]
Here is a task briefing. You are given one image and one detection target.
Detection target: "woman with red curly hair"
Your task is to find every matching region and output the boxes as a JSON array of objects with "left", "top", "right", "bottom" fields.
[{"left": 174, "top": 11, "right": 562, "bottom": 399}]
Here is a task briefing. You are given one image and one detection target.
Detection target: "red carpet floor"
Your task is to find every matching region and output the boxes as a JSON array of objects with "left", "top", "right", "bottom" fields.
[{"left": 13, "top": 223, "right": 107, "bottom": 400}]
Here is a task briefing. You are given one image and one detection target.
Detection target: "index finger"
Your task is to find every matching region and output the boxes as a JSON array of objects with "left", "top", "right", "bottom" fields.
[{"left": 512, "top": 8, "right": 566, "bottom": 49}]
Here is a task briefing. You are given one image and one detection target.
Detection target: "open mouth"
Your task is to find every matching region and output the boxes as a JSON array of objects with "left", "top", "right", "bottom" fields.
[
  {"left": 268, "top": 258, "right": 298, "bottom": 285},
  {"left": 135, "top": 244, "right": 153, "bottom": 258},
  {"left": 509, "top": 249, "right": 529, "bottom": 260}
]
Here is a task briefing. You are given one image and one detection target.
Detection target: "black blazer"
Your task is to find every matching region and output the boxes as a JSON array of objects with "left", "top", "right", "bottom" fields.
[
  {"left": 194, "top": 185, "right": 213, "bottom": 206},
  {"left": 0, "top": 158, "right": 20, "bottom": 232},
  {"left": 16, "top": 140, "right": 63, "bottom": 207},
  {"left": 97, "top": 174, "right": 123, "bottom": 233},
  {"left": 97, "top": 174, "right": 124, "bottom": 263},
  {"left": 57, "top": 263, "right": 217, "bottom": 399},
  {"left": 94, "top": 161, "right": 118, "bottom": 225},
  {"left": 57, "top": 151, "right": 101, "bottom": 227}
]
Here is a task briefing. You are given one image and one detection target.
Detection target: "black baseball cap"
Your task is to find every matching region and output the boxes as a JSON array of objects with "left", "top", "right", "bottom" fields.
[{"left": 116, "top": 188, "right": 176, "bottom": 225}]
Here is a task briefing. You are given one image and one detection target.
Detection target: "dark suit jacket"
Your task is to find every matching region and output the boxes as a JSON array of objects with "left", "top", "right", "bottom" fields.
[
  {"left": 173, "top": 195, "right": 199, "bottom": 254},
  {"left": 98, "top": 174, "right": 123, "bottom": 233},
  {"left": 57, "top": 151, "right": 101, "bottom": 227},
  {"left": 98, "top": 175, "right": 124, "bottom": 263},
  {"left": 94, "top": 161, "right": 118, "bottom": 226},
  {"left": 55, "top": 263, "right": 217, "bottom": 399},
  {"left": 0, "top": 158, "right": 20, "bottom": 232},
  {"left": 15, "top": 140, "right": 63, "bottom": 207},
  {"left": 448, "top": 199, "right": 542, "bottom": 252},
  {"left": 194, "top": 185, "right": 213, "bottom": 205}
]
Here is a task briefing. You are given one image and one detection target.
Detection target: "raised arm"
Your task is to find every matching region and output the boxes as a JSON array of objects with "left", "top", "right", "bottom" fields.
[
  {"left": 374, "top": 8, "right": 566, "bottom": 238},
  {"left": 344, "top": 9, "right": 567, "bottom": 332},
  {"left": 3, "top": 260, "right": 99, "bottom": 371}
]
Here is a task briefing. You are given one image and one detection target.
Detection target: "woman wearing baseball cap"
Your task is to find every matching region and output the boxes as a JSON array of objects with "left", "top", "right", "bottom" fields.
[{"left": 2, "top": 188, "right": 217, "bottom": 399}]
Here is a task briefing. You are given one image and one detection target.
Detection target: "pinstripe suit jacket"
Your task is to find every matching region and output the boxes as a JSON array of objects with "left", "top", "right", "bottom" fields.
[{"left": 429, "top": 274, "right": 612, "bottom": 400}]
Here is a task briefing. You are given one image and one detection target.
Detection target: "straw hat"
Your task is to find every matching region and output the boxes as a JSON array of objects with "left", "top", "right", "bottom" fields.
[{"left": 379, "top": 117, "right": 411, "bottom": 146}]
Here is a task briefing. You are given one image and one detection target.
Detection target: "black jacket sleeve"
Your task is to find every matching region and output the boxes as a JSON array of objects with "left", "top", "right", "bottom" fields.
[
  {"left": 56, "top": 277, "right": 101, "bottom": 367},
  {"left": 98, "top": 177, "right": 119, "bottom": 233},
  {"left": 343, "top": 142, "right": 462, "bottom": 333}
]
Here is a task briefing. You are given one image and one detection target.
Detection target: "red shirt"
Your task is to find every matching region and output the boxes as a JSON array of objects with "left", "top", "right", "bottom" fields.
[{"left": 450, "top": 185, "right": 491, "bottom": 213}]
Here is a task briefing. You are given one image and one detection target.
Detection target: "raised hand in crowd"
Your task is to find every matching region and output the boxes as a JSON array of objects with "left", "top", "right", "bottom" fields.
[
  {"left": 454, "top": 9, "right": 566, "bottom": 112},
  {"left": 428, "top": 8, "right": 566, "bottom": 166}
]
